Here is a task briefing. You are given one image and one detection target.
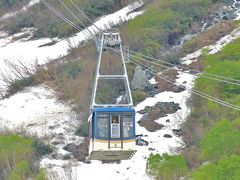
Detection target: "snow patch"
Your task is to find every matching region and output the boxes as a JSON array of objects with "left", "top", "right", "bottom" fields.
[
  {"left": 0, "top": 0, "right": 144, "bottom": 73},
  {"left": 181, "top": 26, "right": 240, "bottom": 65}
]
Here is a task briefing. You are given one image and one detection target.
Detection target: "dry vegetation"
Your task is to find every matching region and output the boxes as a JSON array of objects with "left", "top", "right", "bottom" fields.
[
  {"left": 182, "top": 20, "right": 239, "bottom": 55},
  {"left": 100, "top": 49, "right": 124, "bottom": 75},
  {"left": 45, "top": 42, "right": 98, "bottom": 120}
]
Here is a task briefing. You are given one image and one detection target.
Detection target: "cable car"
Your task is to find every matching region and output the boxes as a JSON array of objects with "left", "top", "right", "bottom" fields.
[{"left": 88, "top": 31, "right": 136, "bottom": 161}]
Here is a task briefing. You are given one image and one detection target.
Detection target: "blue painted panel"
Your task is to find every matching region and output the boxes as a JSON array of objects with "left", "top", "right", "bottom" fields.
[{"left": 92, "top": 107, "right": 136, "bottom": 141}]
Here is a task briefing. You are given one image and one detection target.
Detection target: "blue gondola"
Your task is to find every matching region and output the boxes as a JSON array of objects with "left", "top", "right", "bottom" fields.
[
  {"left": 89, "top": 107, "right": 136, "bottom": 160},
  {"left": 88, "top": 31, "right": 136, "bottom": 160}
]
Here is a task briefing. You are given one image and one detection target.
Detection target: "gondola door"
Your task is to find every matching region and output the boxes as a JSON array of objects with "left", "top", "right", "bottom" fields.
[{"left": 109, "top": 114, "right": 122, "bottom": 149}]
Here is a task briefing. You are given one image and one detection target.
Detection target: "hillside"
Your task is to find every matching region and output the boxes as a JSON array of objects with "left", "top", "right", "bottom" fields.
[
  {"left": 0, "top": 0, "right": 240, "bottom": 179},
  {"left": 0, "top": 0, "right": 136, "bottom": 38}
]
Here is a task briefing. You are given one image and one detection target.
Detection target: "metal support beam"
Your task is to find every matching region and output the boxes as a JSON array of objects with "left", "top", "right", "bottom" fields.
[{"left": 91, "top": 31, "right": 133, "bottom": 109}]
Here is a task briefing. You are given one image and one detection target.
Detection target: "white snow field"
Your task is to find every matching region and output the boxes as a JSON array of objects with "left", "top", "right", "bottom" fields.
[
  {"left": 0, "top": 0, "right": 144, "bottom": 74},
  {"left": 0, "top": 72, "right": 195, "bottom": 180},
  {"left": 0, "top": 0, "right": 144, "bottom": 96}
]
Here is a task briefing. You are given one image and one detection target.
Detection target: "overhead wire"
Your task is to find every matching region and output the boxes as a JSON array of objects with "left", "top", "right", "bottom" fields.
[
  {"left": 58, "top": 0, "right": 96, "bottom": 39},
  {"left": 129, "top": 58, "right": 240, "bottom": 111},
  {"left": 69, "top": 0, "right": 102, "bottom": 32},
  {"left": 42, "top": 0, "right": 240, "bottom": 86},
  {"left": 41, "top": 0, "right": 240, "bottom": 111},
  {"left": 111, "top": 47, "right": 240, "bottom": 86},
  {"left": 129, "top": 49, "right": 240, "bottom": 84},
  {"left": 41, "top": 0, "right": 84, "bottom": 33},
  {"left": 111, "top": 48, "right": 240, "bottom": 111},
  {"left": 128, "top": 51, "right": 240, "bottom": 86}
]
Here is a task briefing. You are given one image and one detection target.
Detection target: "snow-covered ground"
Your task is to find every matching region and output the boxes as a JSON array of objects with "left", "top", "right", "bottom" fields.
[
  {"left": 0, "top": 0, "right": 144, "bottom": 96},
  {"left": 0, "top": 0, "right": 144, "bottom": 73},
  {"left": 0, "top": 71, "right": 195, "bottom": 180},
  {"left": 181, "top": 0, "right": 240, "bottom": 65},
  {"left": 181, "top": 26, "right": 240, "bottom": 65}
]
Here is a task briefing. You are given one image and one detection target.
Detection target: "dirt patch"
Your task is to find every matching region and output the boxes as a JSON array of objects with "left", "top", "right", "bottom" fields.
[
  {"left": 138, "top": 102, "right": 181, "bottom": 132},
  {"left": 63, "top": 137, "right": 89, "bottom": 162},
  {"left": 138, "top": 115, "right": 164, "bottom": 132},
  {"left": 155, "top": 69, "right": 184, "bottom": 93},
  {"left": 186, "top": 58, "right": 205, "bottom": 73}
]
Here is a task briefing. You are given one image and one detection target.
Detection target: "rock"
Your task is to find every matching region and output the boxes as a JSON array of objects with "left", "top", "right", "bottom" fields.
[
  {"left": 172, "top": 85, "right": 185, "bottom": 93},
  {"left": 136, "top": 138, "right": 149, "bottom": 146},
  {"left": 173, "top": 129, "right": 182, "bottom": 136},
  {"left": 132, "top": 66, "right": 149, "bottom": 90},
  {"left": 52, "top": 141, "right": 61, "bottom": 145},
  {"left": 144, "top": 69, "right": 154, "bottom": 79},
  {"left": 148, "top": 148, "right": 156, "bottom": 151},
  {"left": 138, "top": 102, "right": 181, "bottom": 117},
  {"left": 166, "top": 119, "right": 170, "bottom": 123},
  {"left": 180, "top": 34, "right": 195, "bottom": 45},
  {"left": 138, "top": 115, "right": 164, "bottom": 132},
  {"left": 84, "top": 159, "right": 91, "bottom": 164},
  {"left": 62, "top": 154, "right": 71, "bottom": 160},
  {"left": 223, "top": 12, "right": 236, "bottom": 20},
  {"left": 144, "top": 84, "right": 158, "bottom": 96},
  {"left": 163, "top": 134, "right": 172, "bottom": 138},
  {"left": 51, "top": 153, "right": 59, "bottom": 159},
  {"left": 63, "top": 143, "right": 79, "bottom": 154},
  {"left": 222, "top": 6, "right": 229, "bottom": 11},
  {"left": 138, "top": 102, "right": 180, "bottom": 131}
]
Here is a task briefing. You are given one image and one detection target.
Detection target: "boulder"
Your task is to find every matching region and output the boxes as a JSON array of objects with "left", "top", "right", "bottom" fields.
[
  {"left": 223, "top": 12, "right": 236, "bottom": 20},
  {"left": 163, "top": 134, "right": 172, "bottom": 138},
  {"left": 132, "top": 66, "right": 149, "bottom": 90}
]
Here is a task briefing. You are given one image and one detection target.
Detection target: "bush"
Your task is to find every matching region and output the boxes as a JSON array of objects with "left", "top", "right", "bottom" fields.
[
  {"left": 75, "top": 123, "right": 89, "bottom": 137},
  {"left": 124, "top": 0, "right": 216, "bottom": 57},
  {"left": 8, "top": 160, "right": 31, "bottom": 180},
  {"left": 132, "top": 90, "right": 148, "bottom": 105},
  {"left": 6, "top": 76, "right": 35, "bottom": 97},
  {"left": 6, "top": 13, "right": 34, "bottom": 35},
  {"left": 146, "top": 153, "right": 188, "bottom": 180},
  {"left": 192, "top": 155, "right": 240, "bottom": 180},
  {"left": 182, "top": 36, "right": 240, "bottom": 173},
  {"left": 32, "top": 140, "right": 52, "bottom": 157},
  {"left": 35, "top": 169, "right": 47, "bottom": 180},
  {"left": 0, "top": 135, "right": 49, "bottom": 180},
  {"left": 2, "top": 0, "right": 121, "bottom": 38},
  {"left": 200, "top": 119, "right": 240, "bottom": 161}
]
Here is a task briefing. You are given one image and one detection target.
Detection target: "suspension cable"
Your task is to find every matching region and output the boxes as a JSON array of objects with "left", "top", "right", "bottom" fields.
[
  {"left": 129, "top": 49, "right": 240, "bottom": 84},
  {"left": 69, "top": 0, "right": 102, "bottom": 32},
  {"left": 41, "top": 0, "right": 84, "bottom": 33},
  {"left": 111, "top": 48, "right": 240, "bottom": 111},
  {"left": 58, "top": 0, "right": 96, "bottom": 39},
  {"left": 129, "top": 58, "right": 240, "bottom": 111},
  {"left": 41, "top": 0, "right": 240, "bottom": 109},
  {"left": 127, "top": 51, "right": 240, "bottom": 86}
]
